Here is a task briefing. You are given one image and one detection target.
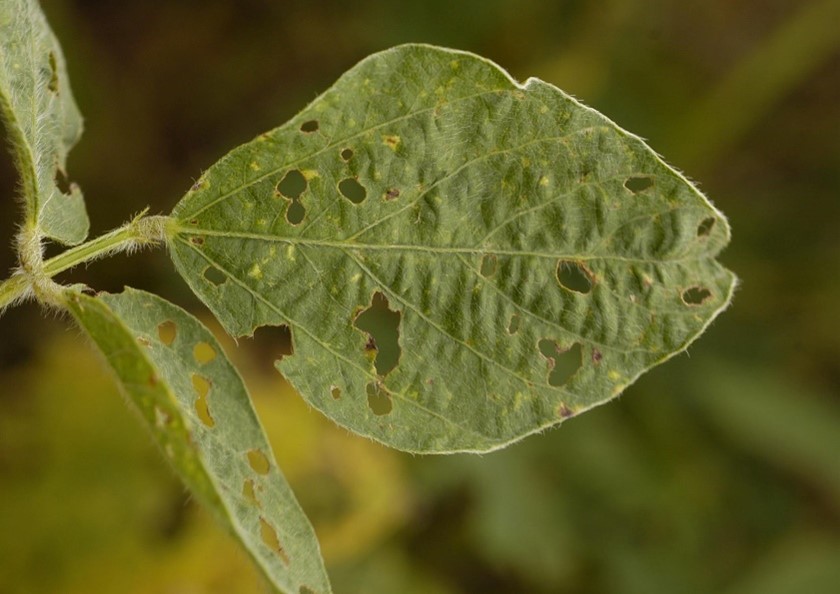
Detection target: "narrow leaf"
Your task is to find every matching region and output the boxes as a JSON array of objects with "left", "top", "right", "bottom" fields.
[
  {"left": 0, "top": 0, "right": 89, "bottom": 244},
  {"left": 167, "top": 44, "right": 736, "bottom": 453},
  {"left": 65, "top": 288, "right": 331, "bottom": 594}
]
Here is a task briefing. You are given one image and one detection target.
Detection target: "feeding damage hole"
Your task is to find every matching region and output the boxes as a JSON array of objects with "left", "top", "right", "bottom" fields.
[
  {"left": 203, "top": 266, "right": 227, "bottom": 286},
  {"left": 507, "top": 314, "right": 521, "bottom": 334},
  {"left": 556, "top": 261, "right": 593, "bottom": 294},
  {"left": 339, "top": 177, "right": 367, "bottom": 204},
  {"left": 47, "top": 51, "right": 59, "bottom": 93},
  {"left": 259, "top": 517, "right": 290, "bottom": 565},
  {"left": 682, "top": 286, "right": 712, "bottom": 306},
  {"left": 366, "top": 382, "right": 393, "bottom": 416},
  {"left": 538, "top": 340, "right": 583, "bottom": 387},
  {"left": 277, "top": 169, "right": 307, "bottom": 225},
  {"left": 247, "top": 449, "right": 271, "bottom": 475},
  {"left": 697, "top": 217, "right": 716, "bottom": 238},
  {"left": 191, "top": 374, "right": 215, "bottom": 428},
  {"left": 340, "top": 148, "right": 354, "bottom": 161},
  {"left": 624, "top": 175, "right": 654, "bottom": 194},
  {"left": 300, "top": 119, "right": 319, "bottom": 133},
  {"left": 353, "top": 292, "right": 401, "bottom": 376},
  {"left": 243, "top": 479, "right": 260, "bottom": 506},
  {"left": 480, "top": 254, "right": 497, "bottom": 278},
  {"left": 157, "top": 321, "right": 177, "bottom": 345},
  {"left": 193, "top": 342, "right": 217, "bottom": 365},
  {"left": 246, "top": 324, "right": 293, "bottom": 368},
  {"left": 330, "top": 385, "right": 342, "bottom": 400},
  {"left": 300, "top": 587, "right": 316, "bottom": 594}
]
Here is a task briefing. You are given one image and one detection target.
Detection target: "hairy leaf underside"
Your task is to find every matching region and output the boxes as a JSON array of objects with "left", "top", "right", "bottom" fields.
[
  {"left": 0, "top": 0, "right": 88, "bottom": 243},
  {"left": 167, "top": 45, "right": 736, "bottom": 454},
  {"left": 67, "top": 289, "right": 330, "bottom": 594}
]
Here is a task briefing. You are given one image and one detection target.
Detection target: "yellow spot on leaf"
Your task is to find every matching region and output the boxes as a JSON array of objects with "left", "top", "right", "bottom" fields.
[{"left": 248, "top": 263, "right": 263, "bottom": 279}]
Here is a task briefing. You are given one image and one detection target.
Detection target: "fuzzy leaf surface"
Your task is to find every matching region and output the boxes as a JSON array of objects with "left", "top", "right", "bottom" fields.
[
  {"left": 66, "top": 288, "right": 331, "bottom": 594},
  {"left": 0, "top": 0, "right": 88, "bottom": 244},
  {"left": 167, "top": 44, "right": 736, "bottom": 453}
]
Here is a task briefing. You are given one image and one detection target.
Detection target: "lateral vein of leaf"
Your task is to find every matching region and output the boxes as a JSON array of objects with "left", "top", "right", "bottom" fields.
[
  {"left": 453, "top": 253, "right": 654, "bottom": 355},
  {"left": 179, "top": 88, "right": 514, "bottom": 220},
  {"left": 175, "top": 227, "right": 705, "bottom": 265},
  {"left": 339, "top": 247, "right": 547, "bottom": 389},
  {"left": 178, "top": 238, "right": 489, "bottom": 439},
  {"left": 339, "top": 126, "right": 606, "bottom": 243}
]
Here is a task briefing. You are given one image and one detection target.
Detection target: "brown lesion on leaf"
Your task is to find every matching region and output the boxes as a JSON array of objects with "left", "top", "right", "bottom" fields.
[
  {"left": 591, "top": 348, "right": 603, "bottom": 365},
  {"left": 557, "top": 403, "right": 575, "bottom": 418},
  {"left": 189, "top": 236, "right": 205, "bottom": 246},
  {"left": 385, "top": 188, "right": 401, "bottom": 201},
  {"left": 480, "top": 254, "right": 497, "bottom": 278}
]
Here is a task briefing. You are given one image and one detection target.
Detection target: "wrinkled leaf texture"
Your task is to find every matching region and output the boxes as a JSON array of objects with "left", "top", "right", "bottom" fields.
[{"left": 168, "top": 44, "right": 736, "bottom": 454}]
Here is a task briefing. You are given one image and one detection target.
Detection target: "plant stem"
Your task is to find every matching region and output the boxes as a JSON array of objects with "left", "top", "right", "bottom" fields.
[{"left": 0, "top": 214, "right": 170, "bottom": 313}]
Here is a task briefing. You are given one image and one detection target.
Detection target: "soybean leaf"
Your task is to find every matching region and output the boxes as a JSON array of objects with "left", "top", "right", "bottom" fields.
[
  {"left": 65, "top": 288, "right": 331, "bottom": 594},
  {"left": 166, "top": 44, "right": 736, "bottom": 454},
  {"left": 0, "top": 0, "right": 88, "bottom": 244}
]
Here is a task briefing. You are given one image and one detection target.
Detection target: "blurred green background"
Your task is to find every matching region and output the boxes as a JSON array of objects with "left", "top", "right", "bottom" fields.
[{"left": 2, "top": 0, "right": 840, "bottom": 592}]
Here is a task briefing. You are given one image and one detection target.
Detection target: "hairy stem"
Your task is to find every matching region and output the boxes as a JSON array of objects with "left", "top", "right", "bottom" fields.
[{"left": 0, "top": 213, "right": 170, "bottom": 313}]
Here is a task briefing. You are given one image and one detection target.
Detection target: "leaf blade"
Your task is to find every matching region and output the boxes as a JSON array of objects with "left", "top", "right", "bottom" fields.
[
  {"left": 65, "top": 288, "right": 331, "bottom": 594},
  {"left": 0, "top": 0, "right": 89, "bottom": 244},
  {"left": 168, "top": 44, "right": 736, "bottom": 453}
]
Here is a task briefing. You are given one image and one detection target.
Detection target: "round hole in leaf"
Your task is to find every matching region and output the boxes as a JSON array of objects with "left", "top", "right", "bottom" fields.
[
  {"left": 697, "top": 217, "right": 716, "bottom": 237},
  {"left": 286, "top": 199, "right": 306, "bottom": 225},
  {"left": 247, "top": 449, "right": 270, "bottom": 475},
  {"left": 203, "top": 266, "right": 227, "bottom": 286},
  {"left": 367, "top": 382, "right": 393, "bottom": 415},
  {"left": 193, "top": 342, "right": 217, "bottom": 364},
  {"left": 624, "top": 176, "right": 654, "bottom": 193},
  {"left": 300, "top": 587, "right": 316, "bottom": 594},
  {"left": 556, "top": 261, "right": 592, "bottom": 294},
  {"left": 157, "top": 320, "right": 177, "bottom": 345},
  {"left": 507, "top": 313, "right": 521, "bottom": 334},
  {"left": 340, "top": 148, "right": 354, "bottom": 161},
  {"left": 339, "top": 177, "right": 367, "bottom": 204},
  {"left": 300, "top": 119, "right": 319, "bottom": 133},
  {"left": 277, "top": 169, "right": 307, "bottom": 199},
  {"left": 682, "top": 286, "right": 712, "bottom": 305},
  {"left": 330, "top": 385, "right": 342, "bottom": 399},
  {"left": 480, "top": 254, "right": 497, "bottom": 278}
]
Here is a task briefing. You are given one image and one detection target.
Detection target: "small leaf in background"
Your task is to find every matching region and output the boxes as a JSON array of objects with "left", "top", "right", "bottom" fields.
[
  {"left": 0, "top": 0, "right": 89, "bottom": 244},
  {"left": 66, "top": 288, "right": 331, "bottom": 594},
  {"left": 167, "top": 44, "right": 736, "bottom": 453}
]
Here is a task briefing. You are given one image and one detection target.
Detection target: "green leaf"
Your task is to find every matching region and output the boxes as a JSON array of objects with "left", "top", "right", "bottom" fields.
[
  {"left": 0, "top": 0, "right": 89, "bottom": 244},
  {"left": 65, "top": 288, "right": 331, "bottom": 594},
  {"left": 166, "top": 44, "right": 736, "bottom": 454}
]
